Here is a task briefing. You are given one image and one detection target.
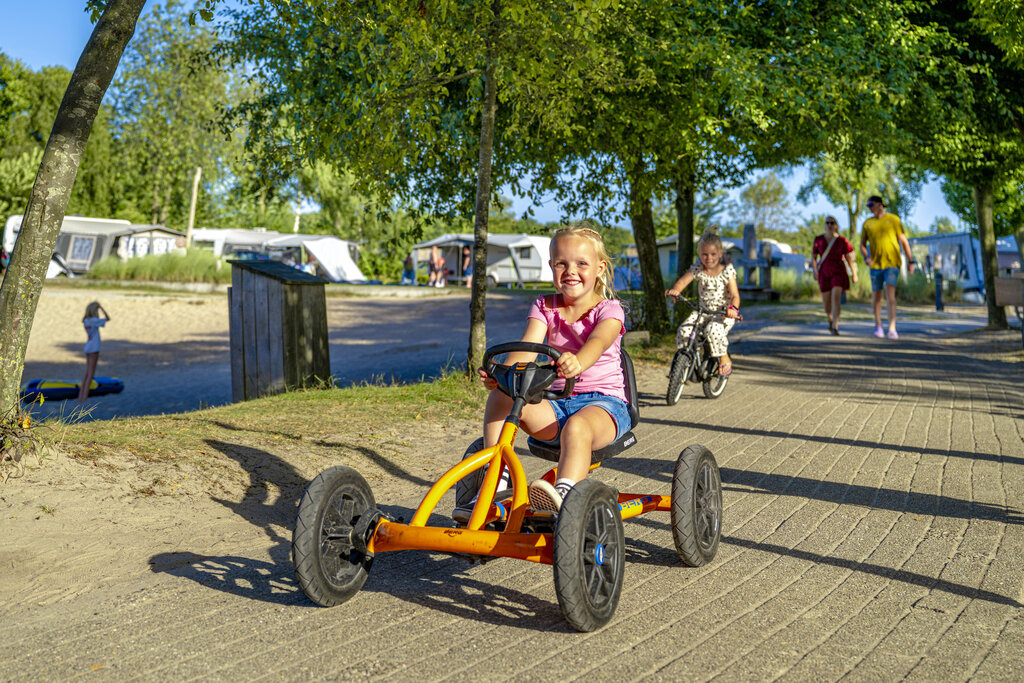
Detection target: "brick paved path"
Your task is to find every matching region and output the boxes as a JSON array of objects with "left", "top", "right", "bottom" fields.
[{"left": 3, "top": 316, "right": 1022, "bottom": 680}]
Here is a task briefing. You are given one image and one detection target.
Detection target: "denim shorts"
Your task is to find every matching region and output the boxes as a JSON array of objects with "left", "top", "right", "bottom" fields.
[
  {"left": 869, "top": 266, "right": 900, "bottom": 291},
  {"left": 537, "top": 392, "right": 631, "bottom": 444}
]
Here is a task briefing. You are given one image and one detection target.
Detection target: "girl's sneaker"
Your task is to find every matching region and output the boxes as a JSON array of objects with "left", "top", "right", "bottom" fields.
[
  {"left": 452, "top": 489, "right": 512, "bottom": 524},
  {"left": 873, "top": 326, "right": 885, "bottom": 338},
  {"left": 529, "top": 480, "right": 565, "bottom": 512}
]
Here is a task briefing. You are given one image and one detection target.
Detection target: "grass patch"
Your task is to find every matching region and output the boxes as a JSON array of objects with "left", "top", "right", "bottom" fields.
[
  {"left": 55, "top": 372, "right": 489, "bottom": 464},
  {"left": 85, "top": 249, "right": 231, "bottom": 284}
]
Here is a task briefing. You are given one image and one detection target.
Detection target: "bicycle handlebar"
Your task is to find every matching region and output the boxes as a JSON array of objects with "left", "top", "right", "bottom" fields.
[{"left": 667, "top": 294, "right": 742, "bottom": 321}]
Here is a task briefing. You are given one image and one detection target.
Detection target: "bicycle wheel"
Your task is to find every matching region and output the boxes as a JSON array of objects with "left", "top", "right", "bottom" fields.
[
  {"left": 553, "top": 479, "right": 625, "bottom": 631},
  {"left": 671, "top": 445, "right": 722, "bottom": 567},
  {"left": 292, "top": 466, "right": 376, "bottom": 607},
  {"left": 702, "top": 373, "right": 728, "bottom": 399},
  {"left": 666, "top": 350, "right": 694, "bottom": 405}
]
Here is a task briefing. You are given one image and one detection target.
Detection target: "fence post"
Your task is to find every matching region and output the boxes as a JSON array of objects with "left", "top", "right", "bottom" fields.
[{"left": 935, "top": 273, "right": 944, "bottom": 312}]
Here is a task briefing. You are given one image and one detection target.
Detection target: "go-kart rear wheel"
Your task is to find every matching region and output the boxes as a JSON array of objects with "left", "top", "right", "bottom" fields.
[
  {"left": 671, "top": 445, "right": 722, "bottom": 566},
  {"left": 292, "top": 466, "right": 376, "bottom": 607},
  {"left": 553, "top": 479, "right": 625, "bottom": 632}
]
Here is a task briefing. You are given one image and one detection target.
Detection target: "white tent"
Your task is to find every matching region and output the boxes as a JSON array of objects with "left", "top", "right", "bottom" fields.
[{"left": 303, "top": 236, "right": 366, "bottom": 283}]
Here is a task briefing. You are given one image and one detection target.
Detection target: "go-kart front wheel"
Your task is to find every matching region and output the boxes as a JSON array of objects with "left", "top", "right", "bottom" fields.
[
  {"left": 292, "top": 466, "right": 377, "bottom": 607},
  {"left": 553, "top": 479, "right": 625, "bottom": 632},
  {"left": 671, "top": 445, "right": 722, "bottom": 566}
]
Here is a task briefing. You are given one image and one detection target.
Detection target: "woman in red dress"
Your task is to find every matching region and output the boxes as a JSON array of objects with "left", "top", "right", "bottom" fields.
[{"left": 812, "top": 216, "right": 859, "bottom": 335}]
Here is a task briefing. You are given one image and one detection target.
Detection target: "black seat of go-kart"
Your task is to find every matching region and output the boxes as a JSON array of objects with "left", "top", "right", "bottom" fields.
[{"left": 527, "top": 349, "right": 640, "bottom": 463}]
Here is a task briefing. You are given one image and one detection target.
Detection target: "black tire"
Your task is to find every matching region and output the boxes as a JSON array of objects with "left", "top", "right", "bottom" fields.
[
  {"left": 702, "top": 374, "right": 728, "bottom": 399},
  {"left": 292, "top": 466, "right": 376, "bottom": 607},
  {"left": 454, "top": 437, "right": 486, "bottom": 508},
  {"left": 666, "top": 350, "right": 694, "bottom": 405},
  {"left": 671, "top": 445, "right": 722, "bottom": 567},
  {"left": 553, "top": 479, "right": 625, "bottom": 632},
  {"left": 486, "top": 275, "right": 498, "bottom": 288}
]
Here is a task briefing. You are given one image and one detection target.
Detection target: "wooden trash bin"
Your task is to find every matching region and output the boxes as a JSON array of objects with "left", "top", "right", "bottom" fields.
[
  {"left": 994, "top": 271, "right": 1024, "bottom": 349},
  {"left": 228, "top": 260, "right": 331, "bottom": 401}
]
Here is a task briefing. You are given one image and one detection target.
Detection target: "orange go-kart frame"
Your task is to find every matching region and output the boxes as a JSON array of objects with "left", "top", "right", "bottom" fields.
[{"left": 364, "top": 417, "right": 668, "bottom": 564}]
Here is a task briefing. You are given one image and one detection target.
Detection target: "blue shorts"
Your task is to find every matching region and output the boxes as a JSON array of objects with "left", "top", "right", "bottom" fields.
[
  {"left": 537, "top": 392, "right": 631, "bottom": 444},
  {"left": 869, "top": 267, "right": 900, "bottom": 292}
]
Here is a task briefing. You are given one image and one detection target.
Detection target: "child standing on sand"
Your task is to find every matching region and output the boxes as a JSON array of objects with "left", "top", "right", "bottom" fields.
[{"left": 78, "top": 301, "right": 110, "bottom": 402}]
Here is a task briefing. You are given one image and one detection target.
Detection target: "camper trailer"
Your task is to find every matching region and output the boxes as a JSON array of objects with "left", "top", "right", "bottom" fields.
[
  {"left": 411, "top": 233, "right": 552, "bottom": 287},
  {"left": 4, "top": 215, "right": 183, "bottom": 274},
  {"left": 654, "top": 233, "right": 805, "bottom": 282},
  {"left": 909, "top": 232, "right": 1022, "bottom": 296}
]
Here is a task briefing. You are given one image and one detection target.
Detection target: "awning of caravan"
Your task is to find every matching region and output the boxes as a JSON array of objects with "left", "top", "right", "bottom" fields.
[{"left": 302, "top": 237, "right": 366, "bottom": 282}]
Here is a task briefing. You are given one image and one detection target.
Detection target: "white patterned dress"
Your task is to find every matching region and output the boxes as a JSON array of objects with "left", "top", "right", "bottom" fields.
[{"left": 676, "top": 262, "right": 736, "bottom": 357}]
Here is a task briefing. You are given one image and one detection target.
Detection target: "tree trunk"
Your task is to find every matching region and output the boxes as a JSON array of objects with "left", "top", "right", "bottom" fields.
[
  {"left": 186, "top": 166, "right": 201, "bottom": 247},
  {"left": 673, "top": 171, "right": 695, "bottom": 323},
  {"left": 628, "top": 165, "right": 669, "bottom": 333},
  {"left": 0, "top": 0, "right": 146, "bottom": 415},
  {"left": 973, "top": 181, "right": 1008, "bottom": 328},
  {"left": 846, "top": 200, "right": 857, "bottom": 242},
  {"left": 467, "top": 53, "right": 497, "bottom": 374}
]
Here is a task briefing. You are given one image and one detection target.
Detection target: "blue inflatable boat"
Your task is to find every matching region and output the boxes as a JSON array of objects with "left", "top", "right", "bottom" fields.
[{"left": 20, "top": 377, "right": 125, "bottom": 403}]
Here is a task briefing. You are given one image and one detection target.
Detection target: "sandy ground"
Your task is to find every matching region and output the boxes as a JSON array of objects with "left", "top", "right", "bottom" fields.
[{"left": 21, "top": 284, "right": 531, "bottom": 422}]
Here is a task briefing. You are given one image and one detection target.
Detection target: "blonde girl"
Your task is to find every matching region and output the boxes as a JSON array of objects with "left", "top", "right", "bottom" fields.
[
  {"left": 79, "top": 301, "right": 110, "bottom": 402},
  {"left": 460, "top": 223, "right": 628, "bottom": 515},
  {"left": 665, "top": 227, "right": 741, "bottom": 376}
]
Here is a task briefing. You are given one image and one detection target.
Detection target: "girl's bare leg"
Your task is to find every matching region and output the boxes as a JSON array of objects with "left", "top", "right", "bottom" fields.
[
  {"left": 483, "top": 389, "right": 558, "bottom": 446},
  {"left": 821, "top": 290, "right": 832, "bottom": 324},
  {"left": 78, "top": 352, "right": 99, "bottom": 402},
  {"left": 556, "top": 406, "right": 616, "bottom": 483}
]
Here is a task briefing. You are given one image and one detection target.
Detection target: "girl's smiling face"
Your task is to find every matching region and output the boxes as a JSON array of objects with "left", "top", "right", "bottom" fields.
[
  {"left": 699, "top": 243, "right": 722, "bottom": 270},
  {"left": 550, "top": 235, "right": 604, "bottom": 300}
]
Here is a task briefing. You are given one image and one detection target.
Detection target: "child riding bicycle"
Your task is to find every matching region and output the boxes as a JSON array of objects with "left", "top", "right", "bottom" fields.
[{"left": 665, "top": 228, "right": 741, "bottom": 377}]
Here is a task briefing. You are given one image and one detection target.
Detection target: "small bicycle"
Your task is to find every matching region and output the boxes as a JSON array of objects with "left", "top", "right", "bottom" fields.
[
  {"left": 291, "top": 341, "right": 723, "bottom": 632},
  {"left": 666, "top": 295, "right": 741, "bottom": 404}
]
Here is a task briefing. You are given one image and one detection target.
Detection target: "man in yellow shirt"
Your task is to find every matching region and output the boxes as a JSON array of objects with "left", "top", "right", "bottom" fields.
[{"left": 860, "top": 196, "right": 915, "bottom": 339}]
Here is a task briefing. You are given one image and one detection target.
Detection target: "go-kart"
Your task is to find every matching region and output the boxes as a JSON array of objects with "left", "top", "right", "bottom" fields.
[{"left": 291, "top": 342, "right": 723, "bottom": 631}]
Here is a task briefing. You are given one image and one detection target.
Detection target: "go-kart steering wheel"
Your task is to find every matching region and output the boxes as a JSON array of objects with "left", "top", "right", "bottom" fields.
[{"left": 482, "top": 342, "right": 577, "bottom": 403}]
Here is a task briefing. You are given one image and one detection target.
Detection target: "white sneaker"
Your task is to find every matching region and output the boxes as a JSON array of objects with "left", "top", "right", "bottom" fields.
[{"left": 528, "top": 480, "right": 564, "bottom": 512}]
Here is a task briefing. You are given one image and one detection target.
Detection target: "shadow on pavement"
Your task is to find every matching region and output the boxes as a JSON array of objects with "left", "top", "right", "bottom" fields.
[
  {"left": 718, "top": 466, "right": 1022, "bottom": 525},
  {"left": 639, "top": 418, "right": 1024, "bottom": 467},
  {"left": 618, "top": 527, "right": 1022, "bottom": 608}
]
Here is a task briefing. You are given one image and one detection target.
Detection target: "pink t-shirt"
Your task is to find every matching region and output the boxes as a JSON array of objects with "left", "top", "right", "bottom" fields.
[{"left": 527, "top": 295, "right": 626, "bottom": 402}]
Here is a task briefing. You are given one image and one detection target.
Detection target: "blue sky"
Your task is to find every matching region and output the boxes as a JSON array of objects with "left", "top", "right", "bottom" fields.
[{"left": 2, "top": 0, "right": 959, "bottom": 233}]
